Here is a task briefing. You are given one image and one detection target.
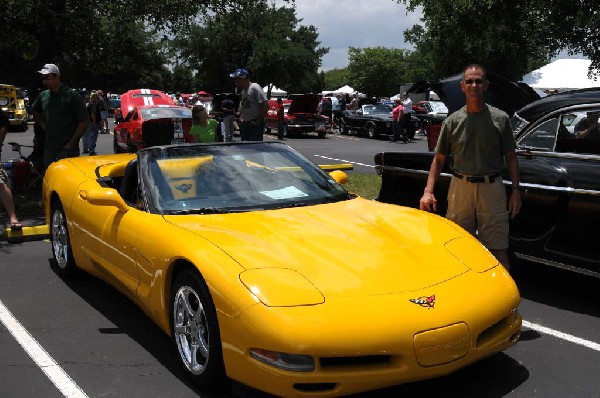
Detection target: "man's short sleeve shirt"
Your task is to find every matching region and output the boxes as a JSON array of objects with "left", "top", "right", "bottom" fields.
[
  {"left": 32, "top": 85, "right": 87, "bottom": 153},
  {"left": 240, "top": 83, "right": 267, "bottom": 121},
  {"left": 435, "top": 104, "right": 515, "bottom": 176}
]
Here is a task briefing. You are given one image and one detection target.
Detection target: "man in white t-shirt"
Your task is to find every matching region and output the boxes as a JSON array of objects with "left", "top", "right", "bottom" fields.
[{"left": 230, "top": 68, "right": 268, "bottom": 141}]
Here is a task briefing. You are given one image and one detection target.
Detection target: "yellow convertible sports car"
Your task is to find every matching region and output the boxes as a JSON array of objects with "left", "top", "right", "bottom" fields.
[{"left": 43, "top": 142, "right": 521, "bottom": 397}]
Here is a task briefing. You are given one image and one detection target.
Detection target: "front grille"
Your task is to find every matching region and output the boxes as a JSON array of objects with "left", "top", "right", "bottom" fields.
[
  {"left": 320, "top": 355, "right": 391, "bottom": 368},
  {"left": 294, "top": 383, "right": 336, "bottom": 392}
]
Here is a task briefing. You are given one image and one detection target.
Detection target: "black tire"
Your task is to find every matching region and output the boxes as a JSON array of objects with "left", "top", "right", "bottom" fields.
[
  {"left": 317, "top": 130, "right": 326, "bottom": 138},
  {"left": 171, "top": 269, "right": 226, "bottom": 390},
  {"left": 113, "top": 132, "right": 120, "bottom": 154},
  {"left": 366, "top": 123, "right": 377, "bottom": 139},
  {"left": 19, "top": 121, "right": 28, "bottom": 132},
  {"left": 126, "top": 134, "right": 135, "bottom": 153},
  {"left": 50, "top": 200, "right": 77, "bottom": 277}
]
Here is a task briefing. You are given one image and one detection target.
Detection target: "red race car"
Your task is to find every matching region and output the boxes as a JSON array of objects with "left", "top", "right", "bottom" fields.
[{"left": 113, "top": 89, "right": 192, "bottom": 153}]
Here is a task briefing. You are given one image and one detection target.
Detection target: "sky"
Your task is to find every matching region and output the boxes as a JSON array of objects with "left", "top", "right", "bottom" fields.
[
  {"left": 284, "top": 0, "right": 422, "bottom": 71},
  {"left": 283, "top": 1, "right": 585, "bottom": 74}
]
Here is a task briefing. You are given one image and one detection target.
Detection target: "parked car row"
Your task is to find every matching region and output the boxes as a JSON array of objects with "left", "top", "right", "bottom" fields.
[{"left": 112, "top": 89, "right": 334, "bottom": 152}]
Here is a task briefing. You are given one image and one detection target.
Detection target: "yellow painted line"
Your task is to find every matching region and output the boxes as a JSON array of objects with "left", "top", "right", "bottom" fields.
[{"left": 319, "top": 163, "right": 354, "bottom": 171}]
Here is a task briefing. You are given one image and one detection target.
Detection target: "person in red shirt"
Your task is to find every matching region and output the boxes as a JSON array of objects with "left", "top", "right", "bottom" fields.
[{"left": 390, "top": 99, "right": 407, "bottom": 143}]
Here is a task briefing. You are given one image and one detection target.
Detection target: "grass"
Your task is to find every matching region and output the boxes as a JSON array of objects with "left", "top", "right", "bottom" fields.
[{"left": 344, "top": 173, "right": 381, "bottom": 199}]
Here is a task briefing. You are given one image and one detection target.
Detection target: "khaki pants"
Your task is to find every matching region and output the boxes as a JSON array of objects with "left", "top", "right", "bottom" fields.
[{"left": 446, "top": 176, "right": 509, "bottom": 250}]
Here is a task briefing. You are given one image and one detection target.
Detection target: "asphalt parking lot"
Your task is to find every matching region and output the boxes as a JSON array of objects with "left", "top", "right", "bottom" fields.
[{"left": 1, "top": 123, "right": 599, "bottom": 397}]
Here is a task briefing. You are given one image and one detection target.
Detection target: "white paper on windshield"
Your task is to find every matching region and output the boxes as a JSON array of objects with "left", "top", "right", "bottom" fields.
[{"left": 260, "top": 186, "right": 308, "bottom": 200}]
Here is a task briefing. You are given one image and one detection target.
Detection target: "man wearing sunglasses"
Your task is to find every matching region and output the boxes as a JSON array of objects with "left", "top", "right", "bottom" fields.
[
  {"left": 32, "top": 63, "right": 88, "bottom": 173},
  {"left": 419, "top": 63, "right": 521, "bottom": 271}
]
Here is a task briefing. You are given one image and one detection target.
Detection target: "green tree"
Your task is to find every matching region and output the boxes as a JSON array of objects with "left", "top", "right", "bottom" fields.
[
  {"left": 323, "top": 68, "right": 349, "bottom": 91},
  {"left": 399, "top": 0, "right": 599, "bottom": 80},
  {"left": 170, "top": 64, "right": 197, "bottom": 94},
  {"left": 0, "top": 0, "right": 234, "bottom": 91},
  {"left": 347, "top": 47, "right": 410, "bottom": 98},
  {"left": 173, "top": 0, "right": 328, "bottom": 96}
]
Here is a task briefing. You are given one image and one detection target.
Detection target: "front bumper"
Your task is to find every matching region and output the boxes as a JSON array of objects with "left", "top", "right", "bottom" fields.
[{"left": 219, "top": 267, "right": 521, "bottom": 397}]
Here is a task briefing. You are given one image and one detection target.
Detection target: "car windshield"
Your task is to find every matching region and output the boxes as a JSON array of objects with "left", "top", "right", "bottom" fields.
[
  {"left": 362, "top": 104, "right": 392, "bottom": 114},
  {"left": 429, "top": 101, "right": 448, "bottom": 113},
  {"left": 138, "top": 142, "right": 352, "bottom": 215},
  {"left": 140, "top": 106, "right": 191, "bottom": 120}
]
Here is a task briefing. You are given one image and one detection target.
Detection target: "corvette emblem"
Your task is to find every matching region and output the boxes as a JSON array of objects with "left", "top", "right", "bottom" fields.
[
  {"left": 175, "top": 183, "right": 193, "bottom": 194},
  {"left": 410, "top": 295, "right": 435, "bottom": 309}
]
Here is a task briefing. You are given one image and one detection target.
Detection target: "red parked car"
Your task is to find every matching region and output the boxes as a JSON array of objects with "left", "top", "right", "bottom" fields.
[
  {"left": 265, "top": 94, "right": 329, "bottom": 138},
  {"left": 113, "top": 89, "right": 192, "bottom": 153}
]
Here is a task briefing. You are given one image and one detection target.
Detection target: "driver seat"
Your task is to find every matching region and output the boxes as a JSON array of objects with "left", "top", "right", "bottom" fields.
[{"left": 119, "top": 159, "right": 139, "bottom": 204}]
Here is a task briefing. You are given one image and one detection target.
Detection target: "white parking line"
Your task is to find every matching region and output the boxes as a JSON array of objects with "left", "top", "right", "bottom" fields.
[
  {"left": 334, "top": 135, "right": 361, "bottom": 141},
  {"left": 522, "top": 320, "right": 600, "bottom": 352},
  {"left": 0, "top": 299, "right": 89, "bottom": 398},
  {"left": 315, "top": 155, "right": 375, "bottom": 168}
]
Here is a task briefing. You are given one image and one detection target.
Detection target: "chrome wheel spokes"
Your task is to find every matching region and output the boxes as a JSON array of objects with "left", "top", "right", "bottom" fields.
[
  {"left": 51, "top": 210, "right": 68, "bottom": 269},
  {"left": 174, "top": 286, "right": 210, "bottom": 375}
]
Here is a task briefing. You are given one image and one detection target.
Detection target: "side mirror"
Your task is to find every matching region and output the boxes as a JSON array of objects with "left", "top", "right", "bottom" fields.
[
  {"left": 329, "top": 170, "right": 348, "bottom": 185},
  {"left": 79, "top": 188, "right": 129, "bottom": 212}
]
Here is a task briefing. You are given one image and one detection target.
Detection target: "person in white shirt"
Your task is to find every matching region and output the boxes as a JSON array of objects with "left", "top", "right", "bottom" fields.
[{"left": 402, "top": 92, "right": 415, "bottom": 141}]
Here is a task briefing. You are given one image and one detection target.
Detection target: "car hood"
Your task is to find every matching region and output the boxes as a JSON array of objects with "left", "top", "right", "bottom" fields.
[
  {"left": 364, "top": 113, "right": 393, "bottom": 121},
  {"left": 409, "top": 71, "right": 540, "bottom": 116},
  {"left": 287, "top": 94, "right": 321, "bottom": 114},
  {"left": 165, "top": 198, "right": 480, "bottom": 297}
]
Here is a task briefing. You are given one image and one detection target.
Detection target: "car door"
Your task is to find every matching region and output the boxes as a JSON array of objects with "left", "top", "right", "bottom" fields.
[
  {"left": 510, "top": 115, "right": 570, "bottom": 254},
  {"left": 71, "top": 182, "right": 142, "bottom": 294},
  {"left": 542, "top": 107, "right": 600, "bottom": 272}
]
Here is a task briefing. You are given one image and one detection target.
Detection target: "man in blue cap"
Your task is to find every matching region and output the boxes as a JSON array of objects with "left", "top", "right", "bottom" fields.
[{"left": 230, "top": 68, "right": 268, "bottom": 141}]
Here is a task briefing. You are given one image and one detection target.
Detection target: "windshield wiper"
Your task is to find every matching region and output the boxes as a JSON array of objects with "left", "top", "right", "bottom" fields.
[{"left": 165, "top": 208, "right": 232, "bottom": 215}]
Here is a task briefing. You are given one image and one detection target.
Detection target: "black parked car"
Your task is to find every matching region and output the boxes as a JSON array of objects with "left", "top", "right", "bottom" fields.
[
  {"left": 339, "top": 103, "right": 393, "bottom": 138},
  {"left": 375, "top": 87, "right": 600, "bottom": 278}
]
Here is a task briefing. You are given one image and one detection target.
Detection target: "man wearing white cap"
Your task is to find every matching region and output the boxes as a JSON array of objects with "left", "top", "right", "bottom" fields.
[
  {"left": 32, "top": 63, "right": 88, "bottom": 172},
  {"left": 230, "top": 68, "right": 268, "bottom": 141}
]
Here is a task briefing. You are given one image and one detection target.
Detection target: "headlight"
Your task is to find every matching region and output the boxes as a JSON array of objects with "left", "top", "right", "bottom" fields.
[
  {"left": 240, "top": 268, "right": 324, "bottom": 307},
  {"left": 444, "top": 237, "right": 499, "bottom": 273},
  {"left": 250, "top": 348, "right": 315, "bottom": 372}
]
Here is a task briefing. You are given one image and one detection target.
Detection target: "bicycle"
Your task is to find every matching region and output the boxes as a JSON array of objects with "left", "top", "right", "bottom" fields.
[{"left": 3, "top": 142, "right": 43, "bottom": 192}]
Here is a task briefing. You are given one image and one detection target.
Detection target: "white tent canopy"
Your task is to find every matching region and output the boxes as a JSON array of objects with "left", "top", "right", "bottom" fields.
[
  {"left": 521, "top": 59, "right": 600, "bottom": 91},
  {"left": 334, "top": 85, "right": 355, "bottom": 94},
  {"left": 263, "top": 84, "right": 287, "bottom": 96}
]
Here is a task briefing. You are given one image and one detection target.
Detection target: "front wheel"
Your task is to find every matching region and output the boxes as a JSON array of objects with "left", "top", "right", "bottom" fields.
[
  {"left": 171, "top": 269, "right": 226, "bottom": 390},
  {"left": 366, "top": 123, "right": 378, "bottom": 139},
  {"left": 50, "top": 200, "right": 77, "bottom": 276},
  {"left": 113, "top": 132, "right": 120, "bottom": 154}
]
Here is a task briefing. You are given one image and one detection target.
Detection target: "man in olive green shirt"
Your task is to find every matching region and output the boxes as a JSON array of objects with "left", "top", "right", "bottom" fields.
[
  {"left": 32, "top": 63, "right": 88, "bottom": 172},
  {"left": 419, "top": 64, "right": 522, "bottom": 270}
]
